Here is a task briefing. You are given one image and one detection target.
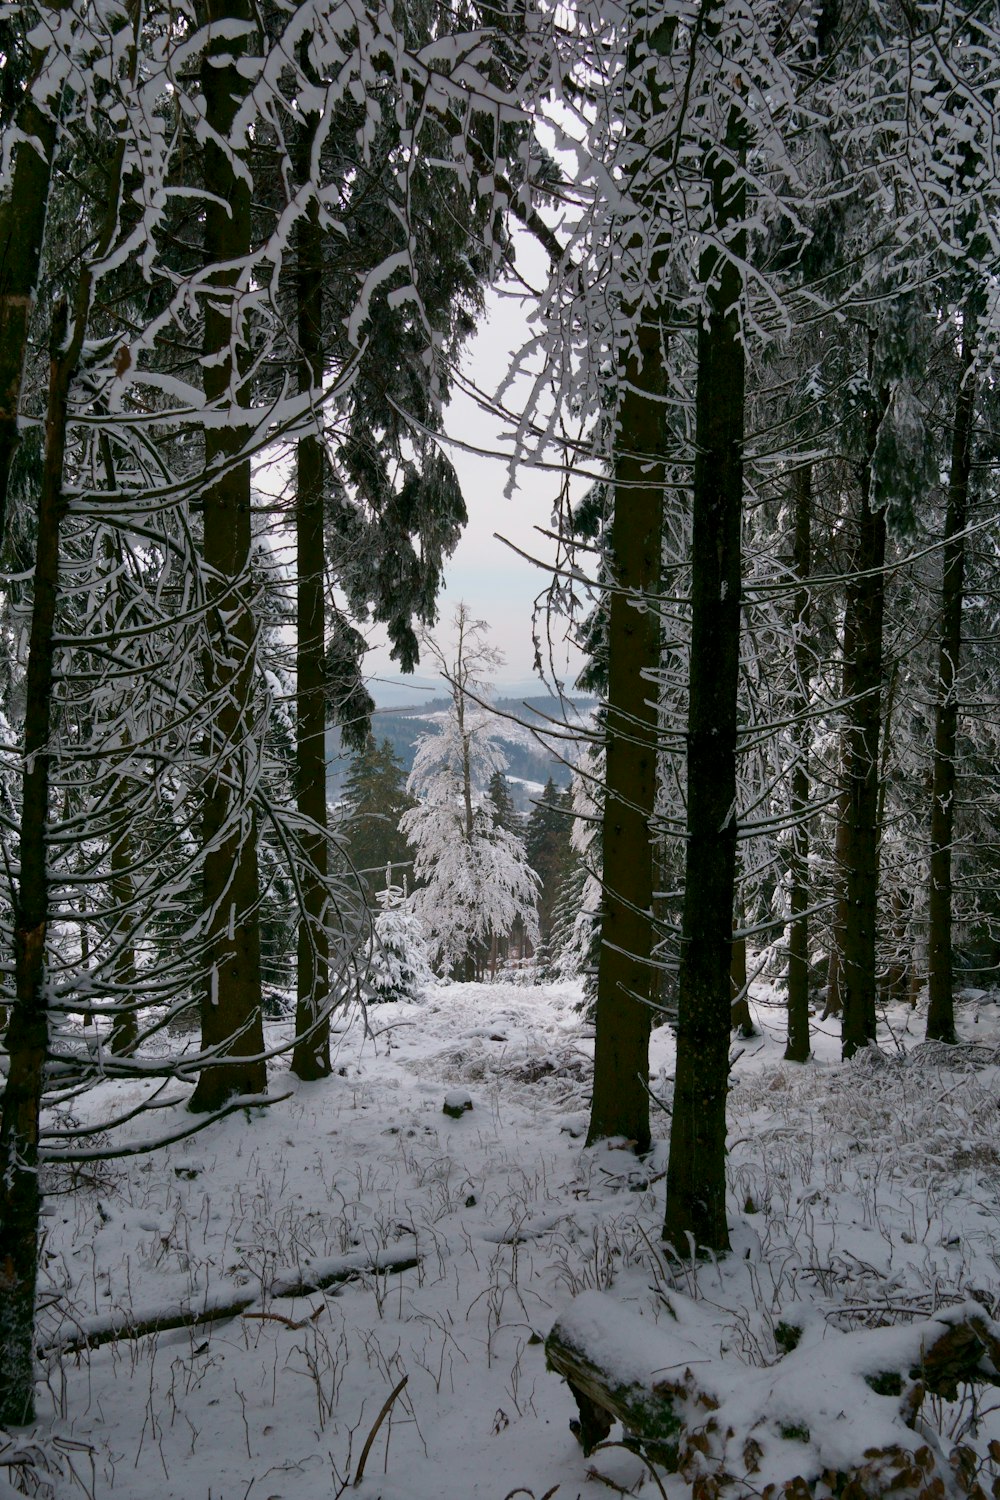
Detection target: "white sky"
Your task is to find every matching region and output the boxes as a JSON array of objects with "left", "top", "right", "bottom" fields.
[{"left": 362, "top": 245, "right": 589, "bottom": 704}]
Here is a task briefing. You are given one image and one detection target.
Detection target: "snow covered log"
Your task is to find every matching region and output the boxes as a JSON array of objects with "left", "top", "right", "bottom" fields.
[
  {"left": 41, "top": 1241, "right": 420, "bottom": 1356},
  {"left": 545, "top": 1295, "right": 688, "bottom": 1462},
  {"left": 546, "top": 1291, "right": 1000, "bottom": 1494}
]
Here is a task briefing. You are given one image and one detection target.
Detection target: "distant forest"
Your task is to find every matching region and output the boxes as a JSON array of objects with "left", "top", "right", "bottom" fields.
[{"left": 328, "top": 697, "right": 588, "bottom": 806}]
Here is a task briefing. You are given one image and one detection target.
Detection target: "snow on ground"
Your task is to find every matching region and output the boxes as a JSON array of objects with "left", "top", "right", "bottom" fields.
[{"left": 13, "top": 981, "right": 1000, "bottom": 1498}]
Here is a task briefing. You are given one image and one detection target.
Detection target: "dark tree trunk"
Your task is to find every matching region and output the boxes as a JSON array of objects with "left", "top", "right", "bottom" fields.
[
  {"left": 841, "top": 378, "right": 889, "bottom": 1060},
  {"left": 823, "top": 735, "right": 849, "bottom": 1020},
  {"left": 785, "top": 464, "right": 813, "bottom": 1061},
  {"left": 0, "top": 304, "right": 72, "bottom": 1427},
  {"left": 189, "top": 0, "right": 266, "bottom": 1112},
  {"left": 585, "top": 19, "right": 675, "bottom": 1154},
  {"left": 926, "top": 336, "right": 974, "bottom": 1044},
  {"left": 291, "top": 102, "right": 332, "bottom": 1082},
  {"left": 730, "top": 889, "right": 754, "bottom": 1037},
  {"left": 586, "top": 321, "right": 664, "bottom": 1153},
  {"left": 0, "top": 74, "right": 129, "bottom": 1404},
  {"left": 730, "top": 933, "right": 754, "bottom": 1038},
  {"left": 109, "top": 779, "right": 138, "bottom": 1056},
  {"left": 0, "top": 31, "right": 60, "bottom": 550},
  {"left": 663, "top": 111, "right": 745, "bottom": 1258}
]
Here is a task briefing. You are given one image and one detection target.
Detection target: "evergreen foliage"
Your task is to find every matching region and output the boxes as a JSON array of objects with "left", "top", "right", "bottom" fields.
[
  {"left": 365, "top": 883, "right": 431, "bottom": 1005},
  {"left": 525, "top": 778, "right": 576, "bottom": 971},
  {"left": 340, "top": 737, "right": 416, "bottom": 903},
  {"left": 400, "top": 608, "right": 539, "bottom": 980}
]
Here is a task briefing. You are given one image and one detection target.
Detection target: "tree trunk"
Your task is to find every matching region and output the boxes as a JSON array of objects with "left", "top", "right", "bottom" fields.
[
  {"left": 585, "top": 324, "right": 664, "bottom": 1152},
  {"left": 823, "top": 740, "right": 849, "bottom": 1019},
  {"left": 664, "top": 106, "right": 745, "bottom": 1258},
  {"left": 730, "top": 901, "right": 754, "bottom": 1038},
  {"left": 189, "top": 0, "right": 266, "bottom": 1112},
  {"left": 785, "top": 464, "right": 812, "bottom": 1061},
  {"left": 841, "top": 376, "right": 889, "bottom": 1060},
  {"left": 0, "top": 303, "right": 73, "bottom": 1426},
  {"left": 880, "top": 886, "right": 913, "bottom": 1006},
  {"left": 0, "top": 54, "right": 132, "bottom": 1407},
  {"left": 109, "top": 775, "right": 138, "bottom": 1056},
  {"left": 585, "top": 19, "right": 674, "bottom": 1155},
  {"left": 926, "top": 334, "right": 975, "bottom": 1045},
  {"left": 0, "top": 27, "right": 61, "bottom": 549},
  {"left": 291, "top": 99, "right": 332, "bottom": 1082}
]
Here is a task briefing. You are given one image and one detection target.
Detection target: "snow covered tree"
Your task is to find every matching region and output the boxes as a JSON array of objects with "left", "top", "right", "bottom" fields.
[
  {"left": 0, "top": 1, "right": 63, "bottom": 548},
  {"left": 0, "top": 0, "right": 534, "bottom": 1424},
  {"left": 365, "top": 881, "right": 431, "bottom": 1005},
  {"left": 400, "top": 606, "right": 539, "bottom": 980},
  {"left": 549, "top": 747, "right": 602, "bottom": 992},
  {"left": 274, "top": 0, "right": 532, "bottom": 1073},
  {"left": 525, "top": 777, "right": 576, "bottom": 969},
  {"left": 186, "top": 0, "right": 269, "bottom": 1112}
]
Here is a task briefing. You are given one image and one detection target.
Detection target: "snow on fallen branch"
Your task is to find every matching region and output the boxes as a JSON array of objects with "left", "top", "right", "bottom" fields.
[
  {"left": 40, "top": 1241, "right": 420, "bottom": 1357},
  {"left": 546, "top": 1290, "right": 1000, "bottom": 1496}
]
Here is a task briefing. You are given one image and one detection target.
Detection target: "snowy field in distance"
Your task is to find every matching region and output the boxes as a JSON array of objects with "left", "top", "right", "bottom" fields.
[{"left": 17, "top": 979, "right": 1000, "bottom": 1499}]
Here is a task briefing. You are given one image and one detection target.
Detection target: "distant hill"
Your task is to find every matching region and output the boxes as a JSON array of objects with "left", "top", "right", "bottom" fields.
[
  {"left": 328, "top": 695, "right": 596, "bottom": 810},
  {"left": 365, "top": 675, "right": 584, "bottom": 708}
]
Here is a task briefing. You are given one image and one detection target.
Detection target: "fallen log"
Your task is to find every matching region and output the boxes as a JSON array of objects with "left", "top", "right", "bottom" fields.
[
  {"left": 546, "top": 1292, "right": 1000, "bottom": 1496},
  {"left": 40, "top": 1241, "right": 420, "bottom": 1357}
]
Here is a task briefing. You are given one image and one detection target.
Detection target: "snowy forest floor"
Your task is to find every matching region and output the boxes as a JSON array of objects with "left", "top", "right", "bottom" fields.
[{"left": 11, "top": 980, "right": 1000, "bottom": 1499}]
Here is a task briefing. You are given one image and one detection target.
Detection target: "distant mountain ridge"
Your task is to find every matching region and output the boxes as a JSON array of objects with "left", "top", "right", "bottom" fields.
[
  {"left": 365, "top": 675, "right": 582, "bottom": 708},
  {"left": 328, "top": 694, "right": 596, "bottom": 808}
]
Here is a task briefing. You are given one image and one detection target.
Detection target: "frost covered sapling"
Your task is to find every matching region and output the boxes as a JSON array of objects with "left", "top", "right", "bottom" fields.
[
  {"left": 365, "top": 881, "right": 431, "bottom": 1005},
  {"left": 401, "top": 607, "right": 539, "bottom": 981}
]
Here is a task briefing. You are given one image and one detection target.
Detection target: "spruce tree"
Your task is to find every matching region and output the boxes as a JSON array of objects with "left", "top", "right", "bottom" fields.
[
  {"left": 341, "top": 737, "right": 416, "bottom": 902},
  {"left": 526, "top": 779, "right": 576, "bottom": 968},
  {"left": 187, "top": 0, "right": 267, "bottom": 1113},
  {"left": 366, "top": 883, "right": 431, "bottom": 1005},
  {"left": 0, "top": 4, "right": 62, "bottom": 548},
  {"left": 400, "top": 607, "right": 539, "bottom": 981}
]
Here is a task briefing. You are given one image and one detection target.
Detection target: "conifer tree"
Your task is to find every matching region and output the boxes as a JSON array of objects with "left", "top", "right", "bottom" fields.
[
  {"left": 926, "top": 328, "right": 977, "bottom": 1044},
  {"left": 526, "top": 778, "right": 576, "bottom": 967},
  {"left": 341, "top": 737, "right": 416, "bottom": 901},
  {"left": 400, "top": 607, "right": 539, "bottom": 980},
  {"left": 0, "top": 2, "right": 65, "bottom": 547},
  {"left": 366, "top": 882, "right": 431, "bottom": 1005},
  {"left": 187, "top": 0, "right": 267, "bottom": 1113}
]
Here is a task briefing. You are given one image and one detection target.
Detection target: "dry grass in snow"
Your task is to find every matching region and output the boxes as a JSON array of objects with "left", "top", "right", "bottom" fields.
[{"left": 4, "top": 980, "right": 1000, "bottom": 1499}]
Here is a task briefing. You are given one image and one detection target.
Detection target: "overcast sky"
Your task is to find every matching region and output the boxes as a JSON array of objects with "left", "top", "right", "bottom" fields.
[{"left": 363, "top": 246, "right": 589, "bottom": 706}]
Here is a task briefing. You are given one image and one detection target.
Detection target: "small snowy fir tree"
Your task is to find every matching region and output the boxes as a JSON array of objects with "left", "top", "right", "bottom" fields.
[
  {"left": 400, "top": 606, "right": 540, "bottom": 980},
  {"left": 551, "top": 744, "right": 603, "bottom": 989},
  {"left": 366, "top": 880, "right": 432, "bottom": 1004}
]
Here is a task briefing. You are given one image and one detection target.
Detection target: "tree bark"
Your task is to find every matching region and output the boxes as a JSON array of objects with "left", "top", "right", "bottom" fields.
[
  {"left": 664, "top": 103, "right": 745, "bottom": 1257},
  {"left": 823, "top": 733, "right": 849, "bottom": 1019},
  {"left": 189, "top": 0, "right": 266, "bottom": 1111},
  {"left": 109, "top": 773, "right": 139, "bottom": 1056},
  {"left": 585, "top": 20, "right": 673, "bottom": 1155},
  {"left": 785, "top": 464, "right": 813, "bottom": 1061},
  {"left": 291, "top": 98, "right": 332, "bottom": 1082},
  {"left": 0, "top": 24, "right": 62, "bottom": 549},
  {"left": 926, "top": 334, "right": 975, "bottom": 1045},
  {"left": 841, "top": 375, "right": 889, "bottom": 1060},
  {"left": 586, "top": 326, "right": 664, "bottom": 1152},
  {"left": 0, "top": 56, "right": 132, "bottom": 1408},
  {"left": 0, "top": 303, "right": 73, "bottom": 1427},
  {"left": 730, "top": 903, "right": 755, "bottom": 1037}
]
